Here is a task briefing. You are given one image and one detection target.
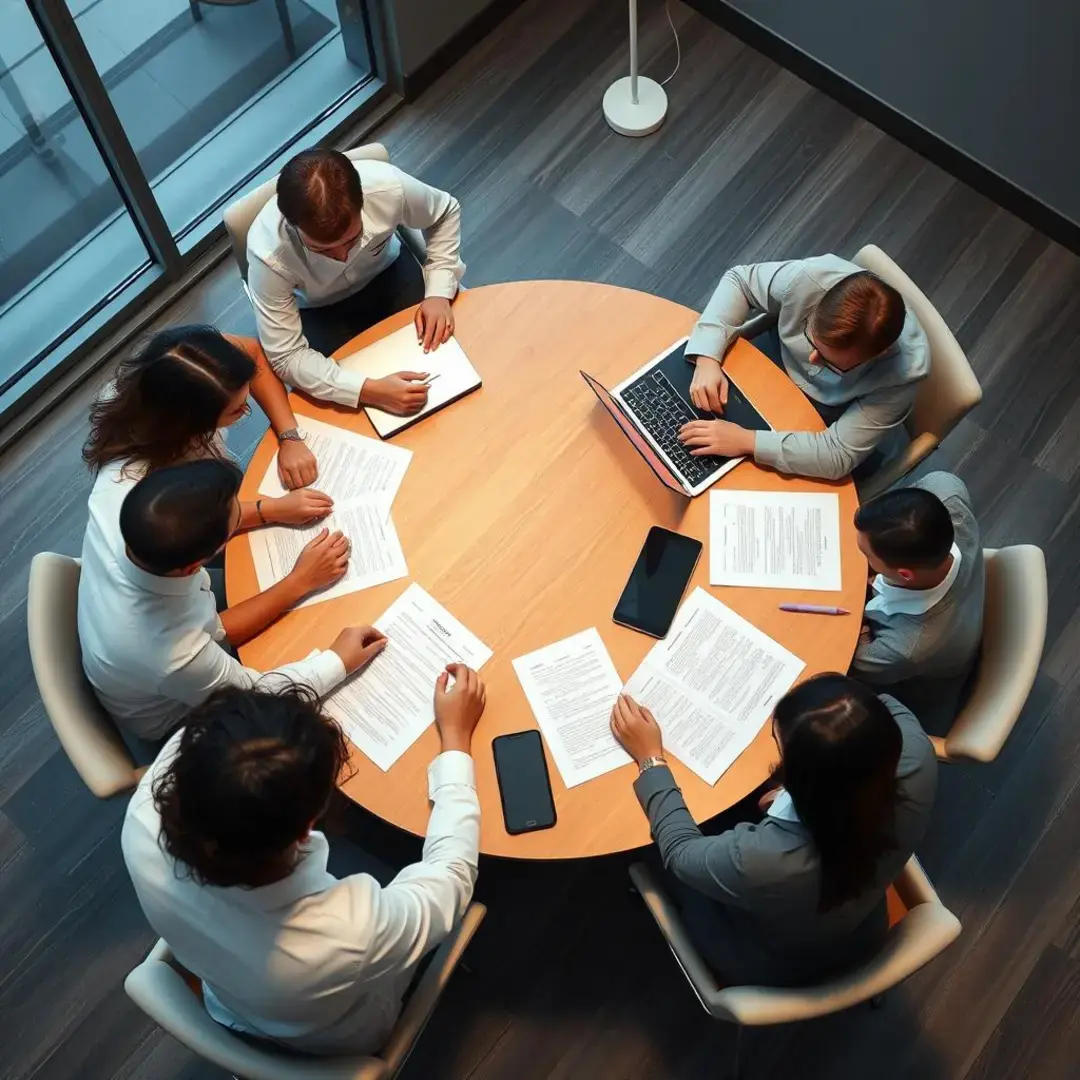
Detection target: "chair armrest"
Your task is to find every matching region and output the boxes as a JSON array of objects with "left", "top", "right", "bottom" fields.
[{"left": 379, "top": 903, "right": 487, "bottom": 1075}]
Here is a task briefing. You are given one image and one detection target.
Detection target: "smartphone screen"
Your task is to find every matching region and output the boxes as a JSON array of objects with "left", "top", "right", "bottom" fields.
[
  {"left": 613, "top": 526, "right": 703, "bottom": 638},
  {"left": 492, "top": 730, "right": 557, "bottom": 835}
]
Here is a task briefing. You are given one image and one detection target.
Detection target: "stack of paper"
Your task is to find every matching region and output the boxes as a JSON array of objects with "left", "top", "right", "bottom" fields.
[
  {"left": 623, "top": 588, "right": 806, "bottom": 785},
  {"left": 709, "top": 490, "right": 842, "bottom": 591},
  {"left": 338, "top": 325, "right": 482, "bottom": 438},
  {"left": 322, "top": 584, "right": 493, "bottom": 770},
  {"left": 249, "top": 416, "right": 414, "bottom": 607}
]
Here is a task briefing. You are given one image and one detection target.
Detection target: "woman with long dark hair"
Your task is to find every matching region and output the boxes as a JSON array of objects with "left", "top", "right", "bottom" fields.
[{"left": 611, "top": 673, "right": 936, "bottom": 985}]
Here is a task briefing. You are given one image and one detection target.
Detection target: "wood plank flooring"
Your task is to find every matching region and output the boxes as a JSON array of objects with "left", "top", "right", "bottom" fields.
[{"left": 4, "top": 1, "right": 1080, "bottom": 1077}]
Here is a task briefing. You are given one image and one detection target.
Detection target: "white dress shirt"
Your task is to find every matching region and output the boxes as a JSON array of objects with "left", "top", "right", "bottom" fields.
[
  {"left": 247, "top": 159, "right": 465, "bottom": 408},
  {"left": 122, "top": 735, "right": 480, "bottom": 1055},
  {"left": 766, "top": 789, "right": 801, "bottom": 823},
  {"left": 865, "top": 543, "right": 964, "bottom": 618},
  {"left": 77, "top": 460, "right": 346, "bottom": 740}
]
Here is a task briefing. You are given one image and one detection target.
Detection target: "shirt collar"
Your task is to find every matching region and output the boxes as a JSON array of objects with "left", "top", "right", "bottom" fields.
[
  {"left": 767, "top": 789, "right": 801, "bottom": 823},
  {"left": 866, "top": 543, "right": 962, "bottom": 617},
  {"left": 117, "top": 548, "right": 208, "bottom": 597}
]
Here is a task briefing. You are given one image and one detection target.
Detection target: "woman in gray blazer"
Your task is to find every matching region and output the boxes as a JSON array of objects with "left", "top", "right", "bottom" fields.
[{"left": 611, "top": 673, "right": 937, "bottom": 986}]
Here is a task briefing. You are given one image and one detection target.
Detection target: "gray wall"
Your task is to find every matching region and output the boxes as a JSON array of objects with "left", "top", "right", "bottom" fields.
[{"left": 388, "top": 0, "right": 500, "bottom": 75}]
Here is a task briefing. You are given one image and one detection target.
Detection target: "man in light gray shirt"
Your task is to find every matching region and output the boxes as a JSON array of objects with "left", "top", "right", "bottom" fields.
[
  {"left": 852, "top": 471, "right": 985, "bottom": 730},
  {"left": 678, "top": 255, "right": 930, "bottom": 480},
  {"left": 247, "top": 148, "right": 465, "bottom": 417}
]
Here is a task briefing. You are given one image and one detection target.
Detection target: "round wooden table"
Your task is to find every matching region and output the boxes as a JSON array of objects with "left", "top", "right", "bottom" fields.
[{"left": 228, "top": 281, "right": 865, "bottom": 859}]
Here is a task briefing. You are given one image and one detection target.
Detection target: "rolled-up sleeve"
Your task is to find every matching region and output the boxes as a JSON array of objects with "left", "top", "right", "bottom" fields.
[{"left": 398, "top": 171, "right": 464, "bottom": 300}]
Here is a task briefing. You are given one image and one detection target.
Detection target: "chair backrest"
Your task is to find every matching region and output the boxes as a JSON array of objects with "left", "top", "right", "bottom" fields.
[
  {"left": 27, "top": 552, "right": 139, "bottom": 798},
  {"left": 852, "top": 244, "right": 982, "bottom": 442},
  {"left": 942, "top": 545, "right": 1047, "bottom": 763},
  {"left": 630, "top": 856, "right": 960, "bottom": 1026},
  {"left": 223, "top": 144, "right": 392, "bottom": 281},
  {"left": 125, "top": 904, "right": 486, "bottom": 1080}
]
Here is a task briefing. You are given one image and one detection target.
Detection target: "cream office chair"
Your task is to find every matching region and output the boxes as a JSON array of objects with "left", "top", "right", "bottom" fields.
[
  {"left": 27, "top": 552, "right": 142, "bottom": 798},
  {"left": 125, "top": 904, "right": 486, "bottom": 1080},
  {"left": 853, "top": 245, "right": 983, "bottom": 499},
  {"left": 931, "top": 545, "right": 1047, "bottom": 763},
  {"left": 223, "top": 144, "right": 427, "bottom": 284},
  {"left": 630, "top": 857, "right": 959, "bottom": 1040}
]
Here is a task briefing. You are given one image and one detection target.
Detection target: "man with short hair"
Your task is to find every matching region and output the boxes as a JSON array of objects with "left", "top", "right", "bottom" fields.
[
  {"left": 78, "top": 457, "right": 384, "bottom": 739},
  {"left": 122, "top": 671, "right": 485, "bottom": 1054},
  {"left": 247, "top": 148, "right": 464, "bottom": 416},
  {"left": 851, "top": 471, "right": 985, "bottom": 728},
  {"left": 676, "top": 256, "right": 930, "bottom": 480}
]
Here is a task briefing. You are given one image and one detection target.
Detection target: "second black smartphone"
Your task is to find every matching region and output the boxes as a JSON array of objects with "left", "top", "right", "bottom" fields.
[
  {"left": 492, "top": 730, "right": 557, "bottom": 835},
  {"left": 613, "top": 526, "right": 703, "bottom": 638}
]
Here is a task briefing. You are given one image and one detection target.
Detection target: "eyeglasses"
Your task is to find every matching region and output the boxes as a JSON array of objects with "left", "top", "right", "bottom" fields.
[{"left": 803, "top": 322, "right": 870, "bottom": 377}]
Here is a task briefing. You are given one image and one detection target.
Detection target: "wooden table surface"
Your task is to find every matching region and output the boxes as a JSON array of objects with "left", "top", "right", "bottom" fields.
[{"left": 227, "top": 280, "right": 865, "bottom": 859}]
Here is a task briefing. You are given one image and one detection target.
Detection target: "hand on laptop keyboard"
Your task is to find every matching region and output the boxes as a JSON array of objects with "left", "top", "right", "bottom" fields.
[
  {"left": 678, "top": 419, "right": 757, "bottom": 460},
  {"left": 688, "top": 356, "right": 729, "bottom": 414}
]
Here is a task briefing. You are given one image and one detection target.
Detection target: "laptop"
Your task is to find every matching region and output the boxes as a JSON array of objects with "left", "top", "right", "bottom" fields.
[{"left": 581, "top": 337, "right": 771, "bottom": 497}]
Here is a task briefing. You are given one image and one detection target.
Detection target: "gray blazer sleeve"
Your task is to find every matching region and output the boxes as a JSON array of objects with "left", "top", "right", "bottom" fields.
[
  {"left": 881, "top": 694, "right": 938, "bottom": 833},
  {"left": 851, "top": 616, "right": 923, "bottom": 684}
]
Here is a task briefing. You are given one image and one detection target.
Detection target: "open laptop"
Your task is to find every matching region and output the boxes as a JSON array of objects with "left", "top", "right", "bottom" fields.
[{"left": 581, "top": 337, "right": 771, "bottom": 497}]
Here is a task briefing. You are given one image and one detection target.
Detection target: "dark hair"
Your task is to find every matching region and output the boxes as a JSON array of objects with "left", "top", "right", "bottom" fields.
[
  {"left": 120, "top": 458, "right": 242, "bottom": 575},
  {"left": 811, "top": 271, "right": 906, "bottom": 359},
  {"left": 277, "top": 148, "right": 364, "bottom": 244},
  {"left": 153, "top": 685, "right": 351, "bottom": 888},
  {"left": 83, "top": 326, "right": 255, "bottom": 476},
  {"left": 773, "top": 674, "right": 902, "bottom": 912},
  {"left": 854, "top": 487, "right": 954, "bottom": 570}
]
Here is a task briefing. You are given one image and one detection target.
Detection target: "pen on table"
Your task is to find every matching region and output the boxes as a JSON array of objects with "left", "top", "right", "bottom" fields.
[
  {"left": 779, "top": 603, "right": 851, "bottom": 616},
  {"left": 421, "top": 373, "right": 441, "bottom": 385}
]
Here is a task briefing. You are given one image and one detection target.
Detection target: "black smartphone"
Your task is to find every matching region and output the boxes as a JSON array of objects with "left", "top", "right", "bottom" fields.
[
  {"left": 492, "top": 730, "right": 557, "bottom": 835},
  {"left": 613, "top": 526, "right": 703, "bottom": 638}
]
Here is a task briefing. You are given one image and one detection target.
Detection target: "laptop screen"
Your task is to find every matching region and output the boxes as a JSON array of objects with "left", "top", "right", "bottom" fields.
[{"left": 580, "top": 371, "right": 686, "bottom": 495}]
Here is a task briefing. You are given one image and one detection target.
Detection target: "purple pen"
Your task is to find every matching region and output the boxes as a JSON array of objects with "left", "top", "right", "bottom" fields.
[{"left": 779, "top": 603, "right": 850, "bottom": 616}]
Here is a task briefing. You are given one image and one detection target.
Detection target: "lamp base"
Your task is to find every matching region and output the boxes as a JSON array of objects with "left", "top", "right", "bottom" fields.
[{"left": 602, "top": 76, "right": 668, "bottom": 137}]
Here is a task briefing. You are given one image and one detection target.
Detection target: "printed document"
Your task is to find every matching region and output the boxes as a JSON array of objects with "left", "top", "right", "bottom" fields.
[
  {"left": 624, "top": 588, "right": 805, "bottom": 784},
  {"left": 709, "top": 490, "right": 842, "bottom": 591},
  {"left": 249, "top": 501, "right": 407, "bottom": 609},
  {"left": 512, "top": 628, "right": 632, "bottom": 788},
  {"left": 322, "top": 584, "right": 492, "bottom": 771},
  {"left": 259, "top": 414, "right": 412, "bottom": 507},
  {"left": 338, "top": 325, "right": 482, "bottom": 437}
]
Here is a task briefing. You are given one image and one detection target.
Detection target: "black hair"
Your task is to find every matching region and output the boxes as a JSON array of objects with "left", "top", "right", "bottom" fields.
[
  {"left": 153, "top": 684, "right": 352, "bottom": 888},
  {"left": 120, "top": 458, "right": 242, "bottom": 575},
  {"left": 854, "top": 486, "right": 955, "bottom": 569},
  {"left": 773, "top": 673, "right": 903, "bottom": 912},
  {"left": 277, "top": 148, "right": 364, "bottom": 244},
  {"left": 83, "top": 325, "right": 255, "bottom": 476}
]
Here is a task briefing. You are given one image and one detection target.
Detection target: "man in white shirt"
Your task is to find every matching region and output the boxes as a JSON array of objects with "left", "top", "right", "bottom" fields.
[
  {"left": 247, "top": 148, "right": 465, "bottom": 417},
  {"left": 851, "top": 471, "right": 985, "bottom": 729},
  {"left": 122, "top": 665, "right": 486, "bottom": 1055},
  {"left": 79, "top": 457, "right": 384, "bottom": 740}
]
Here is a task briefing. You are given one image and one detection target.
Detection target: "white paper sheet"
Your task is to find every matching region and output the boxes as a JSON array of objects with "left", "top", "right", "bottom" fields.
[
  {"left": 248, "top": 501, "right": 407, "bottom": 609},
  {"left": 709, "top": 490, "right": 842, "bottom": 591},
  {"left": 338, "top": 325, "right": 482, "bottom": 438},
  {"left": 322, "top": 584, "right": 493, "bottom": 771},
  {"left": 259, "top": 414, "right": 412, "bottom": 507},
  {"left": 512, "top": 628, "right": 632, "bottom": 788},
  {"left": 623, "top": 588, "right": 805, "bottom": 785}
]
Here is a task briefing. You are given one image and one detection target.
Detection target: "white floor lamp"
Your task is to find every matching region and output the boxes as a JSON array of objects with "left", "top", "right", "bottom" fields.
[{"left": 603, "top": 0, "right": 669, "bottom": 137}]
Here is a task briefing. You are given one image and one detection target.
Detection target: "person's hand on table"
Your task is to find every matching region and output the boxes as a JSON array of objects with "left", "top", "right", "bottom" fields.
[
  {"left": 415, "top": 296, "right": 454, "bottom": 353},
  {"left": 689, "top": 355, "right": 729, "bottom": 414},
  {"left": 266, "top": 489, "right": 333, "bottom": 526},
  {"left": 277, "top": 438, "right": 318, "bottom": 490},
  {"left": 361, "top": 373, "right": 430, "bottom": 415},
  {"left": 288, "top": 527, "right": 350, "bottom": 597},
  {"left": 610, "top": 694, "right": 664, "bottom": 765},
  {"left": 678, "top": 418, "right": 756, "bottom": 458},
  {"left": 433, "top": 663, "right": 486, "bottom": 754},
  {"left": 329, "top": 625, "right": 387, "bottom": 674}
]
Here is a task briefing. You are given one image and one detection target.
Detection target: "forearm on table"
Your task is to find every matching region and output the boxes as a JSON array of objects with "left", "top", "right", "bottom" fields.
[
  {"left": 687, "top": 263, "right": 786, "bottom": 361},
  {"left": 219, "top": 575, "right": 305, "bottom": 646}
]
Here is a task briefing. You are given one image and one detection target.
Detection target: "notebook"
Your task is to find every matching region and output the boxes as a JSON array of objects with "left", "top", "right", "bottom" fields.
[{"left": 338, "top": 323, "right": 482, "bottom": 438}]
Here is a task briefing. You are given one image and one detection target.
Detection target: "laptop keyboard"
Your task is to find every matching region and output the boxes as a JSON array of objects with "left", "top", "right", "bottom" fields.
[{"left": 621, "top": 370, "right": 719, "bottom": 485}]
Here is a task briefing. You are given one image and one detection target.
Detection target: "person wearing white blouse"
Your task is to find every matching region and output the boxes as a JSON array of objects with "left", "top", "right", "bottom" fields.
[{"left": 122, "top": 671, "right": 485, "bottom": 1055}]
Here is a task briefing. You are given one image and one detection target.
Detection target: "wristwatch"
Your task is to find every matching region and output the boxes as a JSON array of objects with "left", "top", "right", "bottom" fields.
[
  {"left": 638, "top": 756, "right": 667, "bottom": 775},
  {"left": 277, "top": 427, "right": 306, "bottom": 443}
]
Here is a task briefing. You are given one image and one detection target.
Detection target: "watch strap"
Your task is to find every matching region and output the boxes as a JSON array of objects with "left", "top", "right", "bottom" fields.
[{"left": 638, "top": 756, "right": 667, "bottom": 775}]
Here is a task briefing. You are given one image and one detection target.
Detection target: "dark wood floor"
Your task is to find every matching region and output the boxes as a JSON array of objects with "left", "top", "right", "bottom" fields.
[{"left": 4, "top": 1, "right": 1080, "bottom": 1077}]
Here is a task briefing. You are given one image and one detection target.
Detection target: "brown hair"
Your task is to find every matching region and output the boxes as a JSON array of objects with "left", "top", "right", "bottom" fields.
[
  {"left": 811, "top": 271, "right": 906, "bottom": 359},
  {"left": 277, "top": 148, "right": 364, "bottom": 244},
  {"left": 83, "top": 326, "right": 255, "bottom": 477}
]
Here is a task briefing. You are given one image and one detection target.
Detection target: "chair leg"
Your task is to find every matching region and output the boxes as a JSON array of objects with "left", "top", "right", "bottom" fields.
[
  {"left": 728, "top": 1024, "right": 744, "bottom": 1080},
  {"left": 189, "top": 0, "right": 203, "bottom": 22},
  {"left": 275, "top": 0, "right": 297, "bottom": 58}
]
